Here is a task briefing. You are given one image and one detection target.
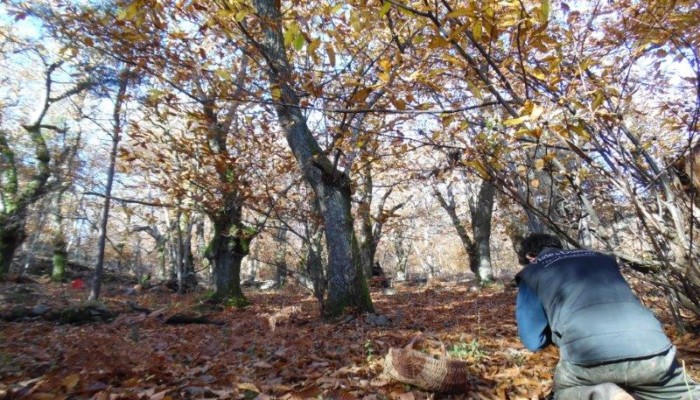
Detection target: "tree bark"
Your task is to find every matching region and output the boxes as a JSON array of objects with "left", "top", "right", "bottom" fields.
[
  {"left": 468, "top": 180, "right": 495, "bottom": 283},
  {"left": 0, "top": 219, "right": 25, "bottom": 276},
  {"left": 273, "top": 225, "right": 287, "bottom": 287},
  {"left": 248, "top": 0, "right": 373, "bottom": 317},
  {"left": 51, "top": 190, "right": 68, "bottom": 281},
  {"left": 434, "top": 179, "right": 495, "bottom": 284},
  {"left": 206, "top": 202, "right": 253, "bottom": 305}
]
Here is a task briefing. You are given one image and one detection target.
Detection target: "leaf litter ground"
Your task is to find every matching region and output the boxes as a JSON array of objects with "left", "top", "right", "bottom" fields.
[{"left": 1, "top": 275, "right": 698, "bottom": 400}]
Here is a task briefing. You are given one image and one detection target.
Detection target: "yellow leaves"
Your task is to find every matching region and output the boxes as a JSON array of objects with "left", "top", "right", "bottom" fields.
[
  {"left": 237, "top": 382, "right": 261, "bottom": 393},
  {"left": 441, "top": 114, "right": 455, "bottom": 129},
  {"left": 530, "top": 69, "right": 546, "bottom": 81},
  {"left": 446, "top": 8, "right": 472, "bottom": 18},
  {"left": 283, "top": 22, "right": 303, "bottom": 49},
  {"left": 530, "top": 104, "right": 545, "bottom": 120},
  {"left": 533, "top": 158, "right": 545, "bottom": 171},
  {"left": 467, "top": 160, "right": 490, "bottom": 179},
  {"left": 117, "top": 1, "right": 143, "bottom": 22},
  {"left": 293, "top": 34, "right": 305, "bottom": 51},
  {"left": 62, "top": 374, "right": 80, "bottom": 392},
  {"left": 271, "top": 86, "right": 282, "bottom": 101},
  {"left": 307, "top": 38, "right": 321, "bottom": 55},
  {"left": 235, "top": 8, "right": 252, "bottom": 22},
  {"left": 472, "top": 19, "right": 483, "bottom": 41},
  {"left": 591, "top": 91, "right": 605, "bottom": 111},
  {"left": 214, "top": 69, "right": 232, "bottom": 81},
  {"left": 350, "top": 87, "right": 373, "bottom": 104},
  {"left": 519, "top": 127, "right": 543, "bottom": 138},
  {"left": 379, "top": 2, "right": 392, "bottom": 16},
  {"left": 503, "top": 115, "right": 529, "bottom": 126},
  {"left": 330, "top": 3, "right": 344, "bottom": 14},
  {"left": 379, "top": 58, "right": 391, "bottom": 72},
  {"left": 538, "top": 0, "right": 550, "bottom": 24},
  {"left": 147, "top": 89, "right": 167, "bottom": 102},
  {"left": 428, "top": 36, "right": 450, "bottom": 49},
  {"left": 468, "top": 81, "right": 483, "bottom": 99},
  {"left": 326, "top": 43, "right": 336, "bottom": 66},
  {"left": 391, "top": 98, "right": 407, "bottom": 110}
]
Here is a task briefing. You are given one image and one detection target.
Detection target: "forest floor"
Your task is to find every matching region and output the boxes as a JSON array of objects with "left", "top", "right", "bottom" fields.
[{"left": 1, "top": 269, "right": 699, "bottom": 400}]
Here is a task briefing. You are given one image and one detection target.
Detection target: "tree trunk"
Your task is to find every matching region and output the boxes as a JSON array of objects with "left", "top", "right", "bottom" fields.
[
  {"left": 249, "top": 0, "right": 373, "bottom": 318},
  {"left": 469, "top": 180, "right": 495, "bottom": 283},
  {"left": 274, "top": 225, "right": 287, "bottom": 287},
  {"left": 206, "top": 201, "right": 253, "bottom": 306},
  {"left": 51, "top": 191, "right": 68, "bottom": 281},
  {"left": 434, "top": 179, "right": 495, "bottom": 285},
  {"left": 305, "top": 227, "right": 326, "bottom": 306},
  {"left": 0, "top": 220, "right": 25, "bottom": 276},
  {"left": 358, "top": 165, "right": 375, "bottom": 278},
  {"left": 89, "top": 70, "right": 129, "bottom": 301}
]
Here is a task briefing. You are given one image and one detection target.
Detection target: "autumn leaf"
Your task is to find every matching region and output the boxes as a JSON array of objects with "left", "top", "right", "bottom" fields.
[
  {"left": 503, "top": 116, "right": 529, "bottom": 126},
  {"left": 61, "top": 374, "right": 80, "bottom": 392}
]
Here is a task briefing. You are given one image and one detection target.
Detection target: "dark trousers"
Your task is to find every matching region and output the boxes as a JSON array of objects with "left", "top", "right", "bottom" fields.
[{"left": 554, "top": 347, "right": 700, "bottom": 400}]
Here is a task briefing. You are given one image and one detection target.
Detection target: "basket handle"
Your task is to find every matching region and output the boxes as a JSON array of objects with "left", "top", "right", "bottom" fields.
[{"left": 406, "top": 333, "right": 447, "bottom": 355}]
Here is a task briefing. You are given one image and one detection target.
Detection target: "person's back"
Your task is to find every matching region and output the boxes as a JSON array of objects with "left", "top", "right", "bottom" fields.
[
  {"left": 517, "top": 247, "right": 671, "bottom": 365},
  {"left": 515, "top": 233, "right": 700, "bottom": 400}
]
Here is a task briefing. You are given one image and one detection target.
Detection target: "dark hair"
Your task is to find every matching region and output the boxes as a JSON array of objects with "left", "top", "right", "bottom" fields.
[{"left": 518, "top": 233, "right": 563, "bottom": 265}]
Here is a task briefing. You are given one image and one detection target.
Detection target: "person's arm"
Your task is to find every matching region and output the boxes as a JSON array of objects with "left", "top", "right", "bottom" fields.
[{"left": 515, "top": 281, "right": 552, "bottom": 351}]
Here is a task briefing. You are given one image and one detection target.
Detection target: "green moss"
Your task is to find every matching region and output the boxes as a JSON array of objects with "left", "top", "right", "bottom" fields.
[
  {"left": 205, "top": 291, "right": 250, "bottom": 309},
  {"left": 51, "top": 250, "right": 67, "bottom": 282},
  {"left": 225, "top": 296, "right": 251, "bottom": 308}
]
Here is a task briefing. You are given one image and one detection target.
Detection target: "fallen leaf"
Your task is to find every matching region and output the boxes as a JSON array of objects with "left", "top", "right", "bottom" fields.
[{"left": 62, "top": 374, "right": 80, "bottom": 392}]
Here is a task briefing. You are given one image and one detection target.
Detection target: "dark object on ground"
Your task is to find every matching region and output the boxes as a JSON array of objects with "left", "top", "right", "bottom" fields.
[
  {"left": 2, "top": 303, "right": 115, "bottom": 324},
  {"left": 370, "top": 262, "right": 391, "bottom": 288},
  {"left": 164, "top": 313, "right": 223, "bottom": 325},
  {"left": 164, "top": 276, "right": 199, "bottom": 293},
  {"left": 126, "top": 300, "right": 151, "bottom": 314}
]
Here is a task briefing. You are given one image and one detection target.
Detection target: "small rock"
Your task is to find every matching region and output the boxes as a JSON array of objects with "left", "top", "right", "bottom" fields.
[
  {"left": 366, "top": 313, "right": 390, "bottom": 327},
  {"left": 32, "top": 304, "right": 51, "bottom": 315},
  {"left": 259, "top": 280, "right": 277, "bottom": 290}
]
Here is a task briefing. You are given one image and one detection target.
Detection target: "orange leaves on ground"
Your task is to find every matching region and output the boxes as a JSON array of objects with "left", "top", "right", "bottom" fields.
[{"left": 1, "top": 278, "right": 698, "bottom": 399}]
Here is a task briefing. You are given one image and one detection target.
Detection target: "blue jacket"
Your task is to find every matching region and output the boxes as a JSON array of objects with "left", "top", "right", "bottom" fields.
[{"left": 515, "top": 248, "right": 671, "bottom": 366}]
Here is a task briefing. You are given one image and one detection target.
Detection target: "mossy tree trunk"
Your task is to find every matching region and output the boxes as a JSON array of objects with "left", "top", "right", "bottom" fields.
[
  {"left": 206, "top": 200, "right": 254, "bottom": 305},
  {"left": 247, "top": 0, "right": 374, "bottom": 318},
  {"left": 0, "top": 61, "right": 87, "bottom": 277}
]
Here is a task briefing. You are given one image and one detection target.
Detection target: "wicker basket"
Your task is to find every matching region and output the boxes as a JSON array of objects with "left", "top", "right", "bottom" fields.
[{"left": 383, "top": 334, "right": 472, "bottom": 393}]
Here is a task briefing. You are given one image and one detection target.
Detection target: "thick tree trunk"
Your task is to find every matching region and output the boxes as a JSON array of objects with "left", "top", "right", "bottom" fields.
[
  {"left": 206, "top": 202, "right": 253, "bottom": 305},
  {"left": 249, "top": 0, "right": 373, "bottom": 318}
]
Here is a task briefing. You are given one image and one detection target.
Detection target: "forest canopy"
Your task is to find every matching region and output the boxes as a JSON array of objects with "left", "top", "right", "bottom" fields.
[{"left": 0, "top": 0, "right": 698, "bottom": 318}]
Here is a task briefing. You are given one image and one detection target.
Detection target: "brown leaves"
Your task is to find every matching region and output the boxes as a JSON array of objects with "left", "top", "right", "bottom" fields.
[{"left": 1, "top": 277, "right": 699, "bottom": 399}]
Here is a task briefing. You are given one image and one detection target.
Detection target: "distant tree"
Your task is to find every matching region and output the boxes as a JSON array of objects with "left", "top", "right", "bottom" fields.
[{"left": 0, "top": 41, "right": 90, "bottom": 276}]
